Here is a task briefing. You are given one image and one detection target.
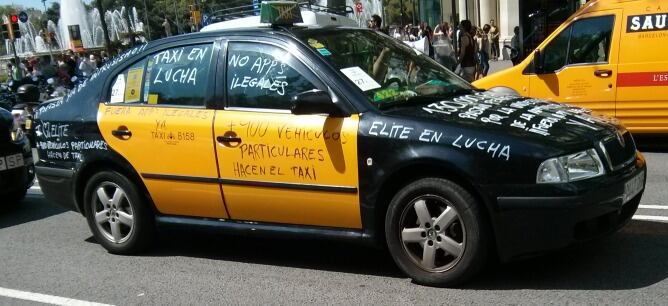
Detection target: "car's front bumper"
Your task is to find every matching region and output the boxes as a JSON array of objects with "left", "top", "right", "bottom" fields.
[{"left": 484, "top": 152, "right": 646, "bottom": 261}]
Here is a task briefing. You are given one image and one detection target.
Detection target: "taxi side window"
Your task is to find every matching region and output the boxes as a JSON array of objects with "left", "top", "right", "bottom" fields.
[
  {"left": 541, "top": 15, "right": 614, "bottom": 72},
  {"left": 109, "top": 59, "right": 147, "bottom": 103},
  {"left": 226, "top": 42, "right": 319, "bottom": 110},
  {"left": 143, "top": 44, "right": 213, "bottom": 106}
]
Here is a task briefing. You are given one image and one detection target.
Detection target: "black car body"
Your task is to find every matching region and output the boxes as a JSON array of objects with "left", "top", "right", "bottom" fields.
[
  {"left": 33, "top": 25, "right": 646, "bottom": 286},
  {"left": 0, "top": 108, "right": 34, "bottom": 203}
]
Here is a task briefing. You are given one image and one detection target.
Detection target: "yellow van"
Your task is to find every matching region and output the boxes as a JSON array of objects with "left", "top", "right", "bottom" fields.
[{"left": 474, "top": 0, "right": 668, "bottom": 133}]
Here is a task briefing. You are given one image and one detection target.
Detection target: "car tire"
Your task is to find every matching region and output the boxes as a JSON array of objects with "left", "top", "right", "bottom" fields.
[
  {"left": 84, "top": 170, "right": 154, "bottom": 254},
  {"left": 385, "top": 178, "right": 489, "bottom": 287}
]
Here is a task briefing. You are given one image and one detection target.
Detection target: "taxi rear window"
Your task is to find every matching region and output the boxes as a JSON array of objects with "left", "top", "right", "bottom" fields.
[{"left": 108, "top": 43, "right": 214, "bottom": 106}]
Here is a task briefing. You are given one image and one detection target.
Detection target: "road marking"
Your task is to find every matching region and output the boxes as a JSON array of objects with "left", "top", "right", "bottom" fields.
[
  {"left": 30, "top": 185, "right": 41, "bottom": 190},
  {"left": 638, "top": 205, "right": 668, "bottom": 210},
  {"left": 633, "top": 215, "right": 668, "bottom": 222},
  {"left": 0, "top": 286, "right": 113, "bottom": 306}
]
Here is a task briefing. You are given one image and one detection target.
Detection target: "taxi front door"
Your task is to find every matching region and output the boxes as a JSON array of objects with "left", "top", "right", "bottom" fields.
[
  {"left": 529, "top": 11, "right": 621, "bottom": 117},
  {"left": 213, "top": 40, "right": 362, "bottom": 229}
]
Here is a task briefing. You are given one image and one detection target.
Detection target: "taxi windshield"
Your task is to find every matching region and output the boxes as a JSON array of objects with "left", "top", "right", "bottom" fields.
[{"left": 296, "top": 29, "right": 474, "bottom": 109}]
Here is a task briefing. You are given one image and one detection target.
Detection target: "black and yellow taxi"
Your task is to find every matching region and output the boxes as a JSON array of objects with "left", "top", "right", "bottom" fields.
[{"left": 34, "top": 2, "right": 646, "bottom": 286}]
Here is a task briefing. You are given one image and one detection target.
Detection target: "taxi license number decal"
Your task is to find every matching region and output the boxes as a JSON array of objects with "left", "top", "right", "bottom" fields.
[
  {"left": 110, "top": 74, "right": 126, "bottom": 103},
  {"left": 340, "top": 67, "right": 381, "bottom": 92},
  {"left": 624, "top": 170, "right": 645, "bottom": 204},
  {"left": 0, "top": 153, "right": 24, "bottom": 171}
]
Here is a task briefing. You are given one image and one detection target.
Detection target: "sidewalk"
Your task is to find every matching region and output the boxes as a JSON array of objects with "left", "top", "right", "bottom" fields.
[{"left": 488, "top": 60, "right": 513, "bottom": 75}]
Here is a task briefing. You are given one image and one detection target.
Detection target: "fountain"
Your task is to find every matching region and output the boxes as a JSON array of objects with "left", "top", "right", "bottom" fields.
[
  {"left": 2, "top": 0, "right": 145, "bottom": 56},
  {"left": 314, "top": 0, "right": 383, "bottom": 27}
]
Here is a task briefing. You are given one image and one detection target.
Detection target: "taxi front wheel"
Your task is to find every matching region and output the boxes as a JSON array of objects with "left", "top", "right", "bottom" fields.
[
  {"left": 84, "top": 170, "right": 154, "bottom": 254},
  {"left": 385, "top": 178, "right": 489, "bottom": 287}
]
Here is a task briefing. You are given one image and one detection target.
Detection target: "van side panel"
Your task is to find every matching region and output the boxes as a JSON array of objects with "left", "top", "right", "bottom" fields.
[{"left": 616, "top": 5, "right": 668, "bottom": 133}]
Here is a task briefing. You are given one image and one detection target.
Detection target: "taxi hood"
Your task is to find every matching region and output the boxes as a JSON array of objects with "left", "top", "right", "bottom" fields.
[{"left": 384, "top": 92, "right": 622, "bottom": 145}]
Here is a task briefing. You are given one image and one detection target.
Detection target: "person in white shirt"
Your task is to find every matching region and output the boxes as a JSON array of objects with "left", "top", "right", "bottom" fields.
[{"left": 78, "top": 53, "right": 96, "bottom": 77}]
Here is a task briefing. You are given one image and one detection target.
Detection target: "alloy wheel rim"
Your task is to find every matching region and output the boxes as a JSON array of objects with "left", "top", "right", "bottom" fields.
[
  {"left": 398, "top": 195, "right": 466, "bottom": 273},
  {"left": 92, "top": 182, "right": 135, "bottom": 244}
]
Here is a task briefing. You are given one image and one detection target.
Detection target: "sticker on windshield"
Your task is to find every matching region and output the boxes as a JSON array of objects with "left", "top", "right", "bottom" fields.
[
  {"left": 317, "top": 48, "right": 332, "bottom": 56},
  {"left": 340, "top": 67, "right": 381, "bottom": 92},
  {"left": 307, "top": 38, "right": 325, "bottom": 49},
  {"left": 110, "top": 74, "right": 125, "bottom": 103}
]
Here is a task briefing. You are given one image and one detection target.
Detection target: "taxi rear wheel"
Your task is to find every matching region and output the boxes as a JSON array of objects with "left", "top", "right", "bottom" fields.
[
  {"left": 84, "top": 170, "right": 154, "bottom": 254},
  {"left": 385, "top": 178, "right": 489, "bottom": 287}
]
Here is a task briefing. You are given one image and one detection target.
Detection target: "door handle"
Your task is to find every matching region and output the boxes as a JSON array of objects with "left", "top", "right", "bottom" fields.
[
  {"left": 217, "top": 135, "right": 242, "bottom": 144},
  {"left": 594, "top": 69, "right": 613, "bottom": 78},
  {"left": 111, "top": 129, "right": 132, "bottom": 138}
]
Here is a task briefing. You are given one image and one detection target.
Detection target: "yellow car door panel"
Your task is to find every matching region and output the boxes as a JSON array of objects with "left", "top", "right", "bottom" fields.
[
  {"left": 214, "top": 112, "right": 361, "bottom": 228},
  {"left": 98, "top": 42, "right": 228, "bottom": 218},
  {"left": 215, "top": 40, "right": 361, "bottom": 229},
  {"left": 529, "top": 11, "right": 621, "bottom": 118}
]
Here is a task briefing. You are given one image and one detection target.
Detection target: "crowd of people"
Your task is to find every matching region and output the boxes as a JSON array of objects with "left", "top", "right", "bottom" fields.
[
  {"left": 383, "top": 17, "right": 519, "bottom": 83},
  {"left": 4, "top": 50, "right": 111, "bottom": 87}
]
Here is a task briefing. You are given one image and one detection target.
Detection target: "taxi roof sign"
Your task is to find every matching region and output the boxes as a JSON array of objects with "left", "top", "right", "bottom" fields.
[{"left": 260, "top": 1, "right": 303, "bottom": 25}]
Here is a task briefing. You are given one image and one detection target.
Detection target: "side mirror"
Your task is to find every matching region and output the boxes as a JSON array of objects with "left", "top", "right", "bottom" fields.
[
  {"left": 533, "top": 49, "right": 544, "bottom": 74},
  {"left": 291, "top": 90, "right": 347, "bottom": 117}
]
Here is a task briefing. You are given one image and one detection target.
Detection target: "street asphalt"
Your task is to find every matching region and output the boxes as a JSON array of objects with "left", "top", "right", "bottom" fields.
[{"left": 0, "top": 140, "right": 667, "bottom": 305}]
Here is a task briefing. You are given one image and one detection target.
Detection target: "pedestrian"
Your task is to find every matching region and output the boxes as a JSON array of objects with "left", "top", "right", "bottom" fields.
[
  {"left": 510, "top": 26, "right": 521, "bottom": 65},
  {"left": 457, "top": 20, "right": 476, "bottom": 82},
  {"left": 162, "top": 17, "right": 172, "bottom": 37},
  {"left": 369, "top": 14, "right": 386, "bottom": 34},
  {"left": 100, "top": 51, "right": 110, "bottom": 65},
  {"left": 78, "top": 53, "right": 96, "bottom": 77},
  {"left": 490, "top": 19, "right": 500, "bottom": 60},
  {"left": 64, "top": 51, "right": 76, "bottom": 78},
  {"left": 7, "top": 63, "right": 21, "bottom": 81},
  {"left": 477, "top": 24, "right": 491, "bottom": 78},
  {"left": 89, "top": 54, "right": 100, "bottom": 69}
]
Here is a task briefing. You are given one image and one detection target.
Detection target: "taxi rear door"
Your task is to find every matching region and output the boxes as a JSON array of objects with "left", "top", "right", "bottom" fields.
[
  {"left": 529, "top": 10, "right": 622, "bottom": 117},
  {"left": 98, "top": 40, "right": 228, "bottom": 219},
  {"left": 212, "top": 38, "right": 362, "bottom": 229}
]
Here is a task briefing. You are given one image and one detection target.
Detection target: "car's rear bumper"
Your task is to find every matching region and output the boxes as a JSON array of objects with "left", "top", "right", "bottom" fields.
[
  {"left": 0, "top": 140, "right": 34, "bottom": 198},
  {"left": 486, "top": 153, "right": 646, "bottom": 261},
  {"left": 35, "top": 165, "right": 77, "bottom": 212}
]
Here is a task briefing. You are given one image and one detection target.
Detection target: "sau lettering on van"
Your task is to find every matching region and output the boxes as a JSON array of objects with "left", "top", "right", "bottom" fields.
[{"left": 627, "top": 13, "right": 668, "bottom": 32}]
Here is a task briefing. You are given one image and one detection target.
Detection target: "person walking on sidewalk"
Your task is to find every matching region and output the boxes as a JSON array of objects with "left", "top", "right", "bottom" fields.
[
  {"left": 457, "top": 20, "right": 476, "bottom": 82},
  {"left": 477, "top": 24, "right": 491, "bottom": 78},
  {"left": 490, "top": 19, "right": 500, "bottom": 61}
]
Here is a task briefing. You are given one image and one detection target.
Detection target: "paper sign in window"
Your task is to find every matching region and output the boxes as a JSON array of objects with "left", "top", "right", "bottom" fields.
[
  {"left": 124, "top": 67, "right": 144, "bottom": 103},
  {"left": 340, "top": 67, "right": 381, "bottom": 92},
  {"left": 110, "top": 74, "right": 125, "bottom": 103}
]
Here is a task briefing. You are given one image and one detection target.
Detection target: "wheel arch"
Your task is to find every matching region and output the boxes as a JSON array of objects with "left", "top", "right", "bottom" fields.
[
  {"left": 73, "top": 153, "right": 155, "bottom": 216},
  {"left": 372, "top": 159, "right": 498, "bottom": 253}
]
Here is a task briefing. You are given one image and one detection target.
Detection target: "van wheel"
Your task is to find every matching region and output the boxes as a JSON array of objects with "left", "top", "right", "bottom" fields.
[
  {"left": 84, "top": 170, "right": 154, "bottom": 254},
  {"left": 385, "top": 178, "right": 488, "bottom": 287}
]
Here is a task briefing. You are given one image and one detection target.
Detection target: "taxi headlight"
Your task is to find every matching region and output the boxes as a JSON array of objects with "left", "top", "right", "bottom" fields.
[
  {"left": 537, "top": 149, "right": 605, "bottom": 183},
  {"left": 10, "top": 119, "right": 25, "bottom": 142}
]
